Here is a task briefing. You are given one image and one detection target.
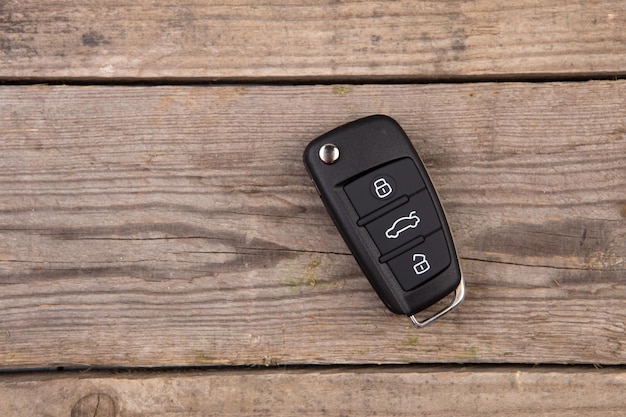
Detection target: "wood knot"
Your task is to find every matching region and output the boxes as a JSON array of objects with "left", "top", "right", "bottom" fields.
[{"left": 71, "top": 393, "right": 117, "bottom": 417}]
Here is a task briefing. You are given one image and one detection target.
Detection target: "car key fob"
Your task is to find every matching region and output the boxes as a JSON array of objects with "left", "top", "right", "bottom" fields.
[{"left": 303, "top": 115, "right": 464, "bottom": 328}]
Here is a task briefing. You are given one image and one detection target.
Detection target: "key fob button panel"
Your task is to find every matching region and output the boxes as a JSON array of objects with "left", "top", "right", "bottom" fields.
[
  {"left": 387, "top": 231, "right": 451, "bottom": 291},
  {"left": 344, "top": 158, "right": 425, "bottom": 217}
]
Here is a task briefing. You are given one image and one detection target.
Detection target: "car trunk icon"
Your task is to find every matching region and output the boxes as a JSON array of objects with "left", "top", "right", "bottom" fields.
[{"left": 385, "top": 210, "right": 420, "bottom": 239}]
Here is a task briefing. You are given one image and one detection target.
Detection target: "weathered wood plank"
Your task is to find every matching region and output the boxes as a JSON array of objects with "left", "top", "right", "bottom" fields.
[
  {"left": 1, "top": 367, "right": 625, "bottom": 416},
  {"left": 0, "top": 82, "right": 625, "bottom": 368},
  {"left": 1, "top": 1, "right": 625, "bottom": 80}
]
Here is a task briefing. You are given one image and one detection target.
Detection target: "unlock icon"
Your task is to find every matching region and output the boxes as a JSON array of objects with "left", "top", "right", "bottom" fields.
[{"left": 412, "top": 254, "right": 430, "bottom": 275}]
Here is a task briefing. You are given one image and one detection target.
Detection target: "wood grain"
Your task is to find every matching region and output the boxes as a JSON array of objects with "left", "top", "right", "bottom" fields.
[
  {"left": 0, "top": 82, "right": 625, "bottom": 369},
  {"left": 1, "top": 367, "right": 626, "bottom": 416},
  {"left": 1, "top": 1, "right": 625, "bottom": 80}
]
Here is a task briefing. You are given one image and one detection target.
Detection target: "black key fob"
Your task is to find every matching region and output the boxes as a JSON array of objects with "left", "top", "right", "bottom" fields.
[{"left": 304, "top": 115, "right": 464, "bottom": 327}]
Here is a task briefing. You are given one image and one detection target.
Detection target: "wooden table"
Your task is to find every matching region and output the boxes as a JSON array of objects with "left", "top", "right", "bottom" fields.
[{"left": 1, "top": 2, "right": 625, "bottom": 415}]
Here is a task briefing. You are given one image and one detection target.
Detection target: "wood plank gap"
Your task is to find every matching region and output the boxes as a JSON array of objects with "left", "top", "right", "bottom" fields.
[
  {"left": 0, "top": 72, "right": 625, "bottom": 87},
  {"left": 1, "top": 362, "right": 624, "bottom": 377}
]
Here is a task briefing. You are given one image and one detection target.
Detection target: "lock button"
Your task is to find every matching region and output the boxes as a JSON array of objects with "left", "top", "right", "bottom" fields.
[
  {"left": 373, "top": 177, "right": 394, "bottom": 199},
  {"left": 386, "top": 230, "right": 451, "bottom": 291},
  {"left": 344, "top": 158, "right": 425, "bottom": 217}
]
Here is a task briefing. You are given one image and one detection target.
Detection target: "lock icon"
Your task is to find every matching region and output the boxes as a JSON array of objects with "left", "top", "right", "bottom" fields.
[
  {"left": 412, "top": 254, "right": 430, "bottom": 275},
  {"left": 373, "top": 177, "right": 393, "bottom": 199}
]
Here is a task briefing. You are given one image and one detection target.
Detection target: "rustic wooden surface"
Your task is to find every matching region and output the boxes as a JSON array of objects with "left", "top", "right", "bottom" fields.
[
  {"left": 1, "top": 367, "right": 626, "bottom": 417},
  {"left": 1, "top": 1, "right": 625, "bottom": 80},
  {"left": 1, "top": 82, "right": 624, "bottom": 370},
  {"left": 2, "top": 1, "right": 626, "bottom": 415}
]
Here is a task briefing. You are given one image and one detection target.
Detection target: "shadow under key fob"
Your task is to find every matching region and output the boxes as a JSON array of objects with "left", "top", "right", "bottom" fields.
[{"left": 303, "top": 115, "right": 464, "bottom": 328}]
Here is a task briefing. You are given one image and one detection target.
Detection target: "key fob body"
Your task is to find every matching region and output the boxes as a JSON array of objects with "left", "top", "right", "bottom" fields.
[{"left": 304, "top": 115, "right": 464, "bottom": 327}]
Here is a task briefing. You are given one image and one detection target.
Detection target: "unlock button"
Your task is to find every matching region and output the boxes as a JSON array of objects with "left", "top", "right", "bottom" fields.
[
  {"left": 387, "top": 230, "right": 451, "bottom": 291},
  {"left": 412, "top": 254, "right": 430, "bottom": 275}
]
